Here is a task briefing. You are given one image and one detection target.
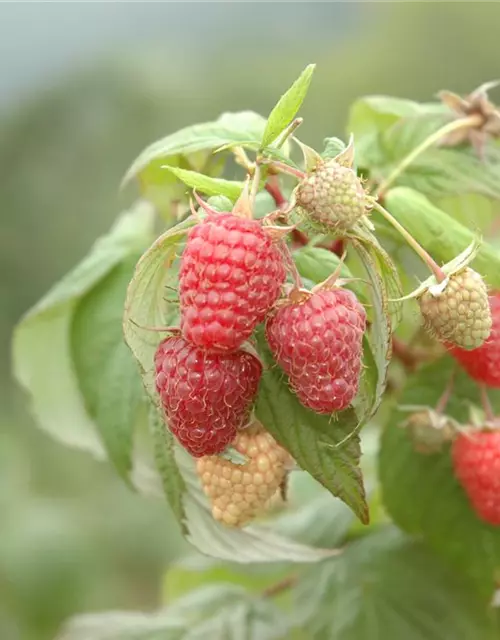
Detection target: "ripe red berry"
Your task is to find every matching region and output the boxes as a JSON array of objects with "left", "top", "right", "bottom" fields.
[
  {"left": 449, "top": 293, "right": 500, "bottom": 387},
  {"left": 266, "top": 288, "right": 366, "bottom": 413},
  {"left": 154, "top": 336, "right": 262, "bottom": 457},
  {"left": 179, "top": 213, "right": 286, "bottom": 352},
  {"left": 452, "top": 429, "right": 500, "bottom": 526}
]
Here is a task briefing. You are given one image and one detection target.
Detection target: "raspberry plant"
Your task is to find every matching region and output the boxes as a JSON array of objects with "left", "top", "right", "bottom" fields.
[{"left": 13, "top": 66, "right": 500, "bottom": 637}]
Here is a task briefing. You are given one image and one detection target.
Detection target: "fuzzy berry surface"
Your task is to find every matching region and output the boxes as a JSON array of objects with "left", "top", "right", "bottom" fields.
[
  {"left": 452, "top": 429, "right": 500, "bottom": 526},
  {"left": 196, "top": 422, "right": 289, "bottom": 527},
  {"left": 450, "top": 293, "right": 500, "bottom": 387},
  {"left": 419, "top": 268, "right": 491, "bottom": 350},
  {"left": 295, "top": 160, "right": 367, "bottom": 232},
  {"left": 266, "top": 288, "right": 366, "bottom": 413},
  {"left": 179, "top": 213, "right": 286, "bottom": 352},
  {"left": 154, "top": 336, "right": 262, "bottom": 457}
]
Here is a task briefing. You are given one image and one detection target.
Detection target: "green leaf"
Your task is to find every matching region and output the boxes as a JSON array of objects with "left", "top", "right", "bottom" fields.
[
  {"left": 123, "top": 218, "right": 342, "bottom": 562},
  {"left": 149, "top": 405, "right": 187, "bottom": 532},
  {"left": 351, "top": 99, "right": 500, "bottom": 199},
  {"left": 164, "top": 556, "right": 290, "bottom": 605},
  {"left": 295, "top": 527, "right": 496, "bottom": 639},
  {"left": 261, "top": 64, "right": 315, "bottom": 148},
  {"left": 70, "top": 254, "right": 145, "bottom": 479},
  {"left": 159, "top": 166, "right": 244, "bottom": 200},
  {"left": 12, "top": 201, "right": 156, "bottom": 457},
  {"left": 347, "top": 96, "right": 446, "bottom": 165},
  {"left": 379, "top": 356, "right": 500, "bottom": 598},
  {"left": 292, "top": 246, "right": 353, "bottom": 283},
  {"left": 321, "top": 137, "right": 346, "bottom": 160},
  {"left": 384, "top": 187, "right": 500, "bottom": 288},
  {"left": 56, "top": 584, "right": 288, "bottom": 640},
  {"left": 254, "top": 329, "right": 369, "bottom": 525},
  {"left": 123, "top": 111, "right": 267, "bottom": 186},
  {"left": 350, "top": 236, "right": 395, "bottom": 419}
]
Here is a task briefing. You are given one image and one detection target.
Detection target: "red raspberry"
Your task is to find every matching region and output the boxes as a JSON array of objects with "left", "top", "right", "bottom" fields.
[
  {"left": 154, "top": 336, "right": 262, "bottom": 457},
  {"left": 449, "top": 293, "right": 500, "bottom": 387},
  {"left": 266, "top": 288, "right": 366, "bottom": 413},
  {"left": 179, "top": 213, "right": 286, "bottom": 352},
  {"left": 452, "top": 429, "right": 500, "bottom": 526}
]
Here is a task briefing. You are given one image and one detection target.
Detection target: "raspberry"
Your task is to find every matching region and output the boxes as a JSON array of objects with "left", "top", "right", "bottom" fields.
[
  {"left": 418, "top": 268, "right": 491, "bottom": 349},
  {"left": 196, "top": 420, "right": 289, "bottom": 527},
  {"left": 295, "top": 159, "right": 369, "bottom": 232},
  {"left": 450, "top": 293, "right": 500, "bottom": 387},
  {"left": 266, "top": 288, "right": 366, "bottom": 413},
  {"left": 452, "top": 428, "right": 500, "bottom": 526},
  {"left": 154, "top": 336, "right": 262, "bottom": 457},
  {"left": 179, "top": 213, "right": 286, "bottom": 352}
]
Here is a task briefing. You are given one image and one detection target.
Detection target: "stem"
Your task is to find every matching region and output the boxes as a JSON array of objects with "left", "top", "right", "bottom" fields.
[
  {"left": 372, "top": 201, "right": 446, "bottom": 282},
  {"left": 250, "top": 163, "right": 261, "bottom": 208},
  {"left": 274, "top": 117, "right": 303, "bottom": 149},
  {"left": 268, "top": 160, "right": 306, "bottom": 181},
  {"left": 280, "top": 241, "right": 303, "bottom": 289},
  {"left": 265, "top": 176, "right": 288, "bottom": 209},
  {"left": 435, "top": 370, "right": 456, "bottom": 414},
  {"left": 377, "top": 114, "right": 483, "bottom": 197},
  {"left": 262, "top": 575, "right": 297, "bottom": 599},
  {"left": 480, "top": 384, "right": 495, "bottom": 422}
]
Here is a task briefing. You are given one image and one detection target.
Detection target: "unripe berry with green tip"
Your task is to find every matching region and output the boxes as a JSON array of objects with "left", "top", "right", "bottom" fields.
[
  {"left": 295, "top": 159, "right": 369, "bottom": 232},
  {"left": 418, "top": 267, "right": 491, "bottom": 350}
]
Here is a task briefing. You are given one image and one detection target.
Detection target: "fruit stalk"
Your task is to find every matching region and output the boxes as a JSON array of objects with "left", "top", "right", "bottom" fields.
[{"left": 372, "top": 201, "right": 446, "bottom": 283}]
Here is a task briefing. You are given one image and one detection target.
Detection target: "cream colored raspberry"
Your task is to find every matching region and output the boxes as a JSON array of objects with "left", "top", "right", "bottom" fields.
[
  {"left": 196, "top": 421, "right": 289, "bottom": 528},
  {"left": 295, "top": 159, "right": 369, "bottom": 232},
  {"left": 418, "top": 267, "right": 491, "bottom": 350}
]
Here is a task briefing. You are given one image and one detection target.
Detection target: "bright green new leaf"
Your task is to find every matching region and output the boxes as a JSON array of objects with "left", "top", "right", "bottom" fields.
[
  {"left": 379, "top": 356, "right": 500, "bottom": 598},
  {"left": 261, "top": 64, "right": 315, "bottom": 148},
  {"left": 296, "top": 527, "right": 496, "bottom": 639},
  {"left": 384, "top": 187, "right": 500, "bottom": 288},
  {"left": 123, "top": 111, "right": 268, "bottom": 186},
  {"left": 159, "top": 165, "right": 244, "bottom": 200}
]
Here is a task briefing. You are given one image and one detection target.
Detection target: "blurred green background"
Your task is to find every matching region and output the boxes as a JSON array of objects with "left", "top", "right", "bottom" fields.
[{"left": 2, "top": 3, "right": 500, "bottom": 638}]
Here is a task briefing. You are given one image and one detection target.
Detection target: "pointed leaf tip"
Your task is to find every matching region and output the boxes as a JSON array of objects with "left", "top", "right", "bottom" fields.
[{"left": 261, "top": 64, "right": 316, "bottom": 148}]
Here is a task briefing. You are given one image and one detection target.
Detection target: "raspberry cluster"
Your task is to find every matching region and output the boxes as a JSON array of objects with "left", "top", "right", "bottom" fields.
[
  {"left": 153, "top": 190, "right": 366, "bottom": 526},
  {"left": 155, "top": 202, "right": 287, "bottom": 460}
]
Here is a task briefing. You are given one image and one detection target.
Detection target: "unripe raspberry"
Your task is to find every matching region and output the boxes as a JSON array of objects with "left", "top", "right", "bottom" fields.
[
  {"left": 418, "top": 268, "right": 491, "bottom": 349},
  {"left": 452, "top": 428, "right": 500, "bottom": 526},
  {"left": 450, "top": 292, "right": 500, "bottom": 387},
  {"left": 154, "top": 336, "right": 262, "bottom": 457},
  {"left": 179, "top": 213, "right": 286, "bottom": 352},
  {"left": 266, "top": 287, "right": 366, "bottom": 413},
  {"left": 196, "top": 421, "right": 289, "bottom": 527},
  {"left": 295, "top": 160, "right": 369, "bottom": 232},
  {"left": 401, "top": 409, "right": 457, "bottom": 454}
]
